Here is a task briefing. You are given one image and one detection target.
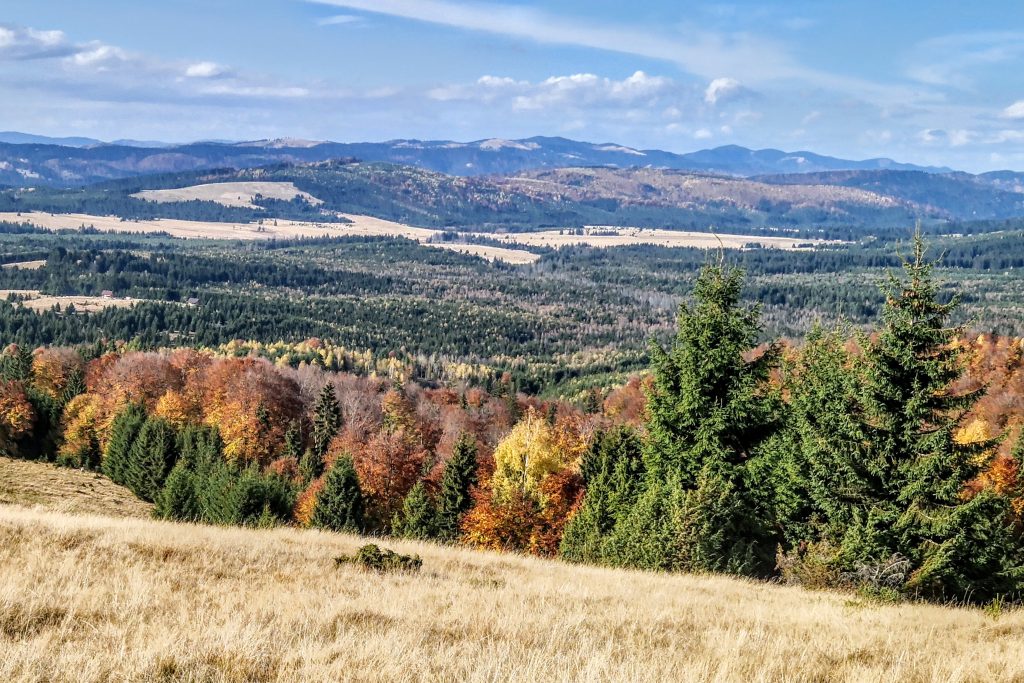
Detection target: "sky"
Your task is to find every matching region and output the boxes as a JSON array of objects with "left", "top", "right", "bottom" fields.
[{"left": 2, "top": 0, "right": 1024, "bottom": 171}]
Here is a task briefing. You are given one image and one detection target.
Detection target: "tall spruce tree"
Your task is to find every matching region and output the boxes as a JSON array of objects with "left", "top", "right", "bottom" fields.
[
  {"left": 304, "top": 383, "right": 341, "bottom": 481},
  {"left": 434, "top": 432, "right": 479, "bottom": 541},
  {"left": 610, "top": 263, "right": 781, "bottom": 575},
  {"left": 855, "top": 236, "right": 1021, "bottom": 600},
  {"left": 102, "top": 403, "right": 147, "bottom": 486},
  {"left": 312, "top": 454, "right": 364, "bottom": 533}
]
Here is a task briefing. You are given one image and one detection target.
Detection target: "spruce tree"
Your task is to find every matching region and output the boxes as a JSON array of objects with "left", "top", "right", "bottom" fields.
[
  {"left": 610, "top": 263, "right": 781, "bottom": 575},
  {"left": 561, "top": 427, "right": 644, "bottom": 563},
  {"left": 392, "top": 481, "right": 437, "bottom": 539},
  {"left": 434, "top": 432, "right": 479, "bottom": 541},
  {"left": 156, "top": 460, "right": 200, "bottom": 521},
  {"left": 125, "top": 416, "right": 178, "bottom": 502},
  {"left": 311, "top": 383, "right": 341, "bottom": 462},
  {"left": 102, "top": 403, "right": 147, "bottom": 486},
  {"left": 312, "top": 454, "right": 364, "bottom": 533},
  {"left": 857, "top": 236, "right": 1021, "bottom": 600}
]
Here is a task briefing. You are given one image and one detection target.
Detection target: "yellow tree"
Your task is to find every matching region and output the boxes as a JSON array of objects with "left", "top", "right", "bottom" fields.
[
  {"left": 490, "top": 409, "right": 568, "bottom": 505},
  {"left": 0, "top": 380, "right": 34, "bottom": 454}
]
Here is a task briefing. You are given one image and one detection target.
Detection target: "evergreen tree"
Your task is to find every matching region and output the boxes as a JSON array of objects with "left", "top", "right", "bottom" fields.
[
  {"left": 610, "top": 263, "right": 781, "bottom": 575},
  {"left": 125, "top": 416, "right": 178, "bottom": 502},
  {"left": 392, "top": 481, "right": 437, "bottom": 539},
  {"left": 0, "top": 344, "right": 33, "bottom": 382},
  {"left": 156, "top": 460, "right": 200, "bottom": 521},
  {"left": 59, "top": 367, "right": 86, "bottom": 407},
  {"left": 102, "top": 403, "right": 147, "bottom": 486},
  {"left": 312, "top": 454, "right": 364, "bottom": 533},
  {"left": 230, "top": 466, "right": 294, "bottom": 526},
  {"left": 858, "top": 236, "right": 1021, "bottom": 600},
  {"left": 312, "top": 383, "right": 341, "bottom": 461},
  {"left": 561, "top": 427, "right": 644, "bottom": 563},
  {"left": 283, "top": 420, "right": 302, "bottom": 460},
  {"left": 434, "top": 432, "right": 479, "bottom": 541}
]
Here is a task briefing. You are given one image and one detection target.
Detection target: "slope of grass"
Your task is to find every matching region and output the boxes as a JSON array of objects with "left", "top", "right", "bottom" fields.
[
  {"left": 0, "top": 457, "right": 151, "bottom": 518},
  {"left": 0, "top": 501, "right": 1022, "bottom": 682}
]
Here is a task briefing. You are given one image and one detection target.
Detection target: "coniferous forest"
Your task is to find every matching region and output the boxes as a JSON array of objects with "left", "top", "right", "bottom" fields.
[{"left": 3, "top": 232, "right": 1024, "bottom": 604}]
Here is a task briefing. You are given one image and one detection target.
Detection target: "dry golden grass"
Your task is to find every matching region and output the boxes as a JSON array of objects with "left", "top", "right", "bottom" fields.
[
  {"left": 0, "top": 457, "right": 151, "bottom": 518},
  {"left": 0, "top": 260, "right": 46, "bottom": 270},
  {"left": 0, "top": 463, "right": 1021, "bottom": 683},
  {"left": 0, "top": 212, "right": 540, "bottom": 264},
  {"left": 132, "top": 181, "right": 323, "bottom": 209},
  {"left": 478, "top": 226, "right": 821, "bottom": 250},
  {"left": 0, "top": 289, "right": 142, "bottom": 313}
]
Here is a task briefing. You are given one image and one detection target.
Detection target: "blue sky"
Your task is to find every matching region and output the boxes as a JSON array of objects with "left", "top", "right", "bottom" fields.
[{"left": 2, "top": 0, "right": 1024, "bottom": 171}]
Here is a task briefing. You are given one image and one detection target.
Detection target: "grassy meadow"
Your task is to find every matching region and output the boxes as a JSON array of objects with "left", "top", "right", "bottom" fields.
[{"left": 1, "top": 459, "right": 1022, "bottom": 683}]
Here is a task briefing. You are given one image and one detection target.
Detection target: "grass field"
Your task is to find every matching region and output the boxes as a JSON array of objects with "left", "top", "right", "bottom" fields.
[
  {"left": 0, "top": 289, "right": 143, "bottom": 313},
  {"left": 0, "top": 457, "right": 151, "bottom": 518},
  {"left": 1, "top": 458, "right": 1022, "bottom": 682},
  {"left": 0, "top": 212, "right": 540, "bottom": 264},
  {"left": 132, "top": 181, "right": 323, "bottom": 209}
]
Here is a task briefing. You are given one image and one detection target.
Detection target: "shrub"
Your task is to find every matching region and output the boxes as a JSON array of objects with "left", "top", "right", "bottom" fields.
[{"left": 335, "top": 544, "right": 422, "bottom": 573}]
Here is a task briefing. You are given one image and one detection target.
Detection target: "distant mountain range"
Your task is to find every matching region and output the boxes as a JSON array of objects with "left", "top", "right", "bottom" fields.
[
  {"left": 3, "top": 133, "right": 1024, "bottom": 227},
  {"left": 0, "top": 133, "right": 961, "bottom": 188}
]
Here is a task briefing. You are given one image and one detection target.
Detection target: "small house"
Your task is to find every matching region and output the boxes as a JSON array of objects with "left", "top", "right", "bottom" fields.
[
  {"left": 100, "top": 290, "right": 114, "bottom": 299},
  {"left": 186, "top": 297, "right": 200, "bottom": 307}
]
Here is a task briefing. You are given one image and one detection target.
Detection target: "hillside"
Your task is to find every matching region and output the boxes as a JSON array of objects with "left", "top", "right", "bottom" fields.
[
  {"left": 0, "top": 135, "right": 951, "bottom": 188},
  {"left": 0, "top": 501, "right": 1021, "bottom": 682},
  {"left": 0, "top": 456, "right": 151, "bottom": 518}
]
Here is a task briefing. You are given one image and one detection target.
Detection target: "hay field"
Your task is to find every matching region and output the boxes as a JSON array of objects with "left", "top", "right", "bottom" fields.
[
  {"left": 0, "top": 212, "right": 540, "bottom": 264},
  {"left": 480, "top": 226, "right": 819, "bottom": 250},
  {"left": 0, "top": 462, "right": 1021, "bottom": 682},
  {"left": 0, "top": 289, "right": 139, "bottom": 313},
  {"left": 132, "top": 181, "right": 323, "bottom": 209},
  {"left": 0, "top": 260, "right": 46, "bottom": 270}
]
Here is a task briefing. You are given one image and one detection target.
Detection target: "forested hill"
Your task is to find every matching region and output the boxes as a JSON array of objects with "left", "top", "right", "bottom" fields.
[
  {"left": 7, "top": 159, "right": 1024, "bottom": 233},
  {"left": 0, "top": 135, "right": 951, "bottom": 187}
]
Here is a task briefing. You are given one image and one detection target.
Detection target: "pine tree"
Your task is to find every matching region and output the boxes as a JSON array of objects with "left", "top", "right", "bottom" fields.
[
  {"left": 610, "top": 263, "right": 781, "bottom": 575},
  {"left": 312, "top": 454, "right": 364, "bottom": 533},
  {"left": 312, "top": 383, "right": 341, "bottom": 462},
  {"left": 59, "top": 367, "right": 86, "bottom": 408},
  {"left": 857, "top": 236, "right": 1021, "bottom": 600},
  {"left": 561, "top": 427, "right": 644, "bottom": 563},
  {"left": 435, "top": 432, "right": 478, "bottom": 541},
  {"left": 125, "top": 416, "right": 178, "bottom": 502},
  {"left": 156, "top": 460, "right": 200, "bottom": 521},
  {"left": 1, "top": 344, "right": 33, "bottom": 382},
  {"left": 392, "top": 481, "right": 437, "bottom": 539},
  {"left": 102, "top": 403, "right": 147, "bottom": 486}
]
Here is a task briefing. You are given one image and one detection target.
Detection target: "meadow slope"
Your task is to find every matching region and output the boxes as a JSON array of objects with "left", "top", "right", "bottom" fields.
[{"left": 0, "top": 460, "right": 1022, "bottom": 682}]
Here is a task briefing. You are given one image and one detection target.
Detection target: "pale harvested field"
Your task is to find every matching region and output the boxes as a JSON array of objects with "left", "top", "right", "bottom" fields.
[
  {"left": 0, "top": 457, "right": 151, "bottom": 518},
  {"left": 132, "top": 181, "right": 323, "bottom": 209},
  {"left": 0, "top": 289, "right": 139, "bottom": 313},
  {"left": 480, "top": 226, "right": 821, "bottom": 250},
  {"left": 0, "top": 212, "right": 539, "bottom": 264},
  {"left": 1, "top": 260, "right": 46, "bottom": 270},
  {"left": 0, "top": 467, "right": 1021, "bottom": 682}
]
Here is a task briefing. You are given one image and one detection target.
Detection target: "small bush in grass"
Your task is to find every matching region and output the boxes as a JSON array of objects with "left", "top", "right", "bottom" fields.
[{"left": 335, "top": 544, "right": 422, "bottom": 573}]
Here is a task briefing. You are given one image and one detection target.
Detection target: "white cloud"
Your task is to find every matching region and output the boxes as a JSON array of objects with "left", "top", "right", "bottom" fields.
[
  {"left": 693, "top": 128, "right": 713, "bottom": 139},
  {"left": 1001, "top": 100, "right": 1024, "bottom": 120},
  {"left": 704, "top": 77, "right": 741, "bottom": 104},
  {"left": 0, "top": 24, "right": 76, "bottom": 60},
  {"left": 306, "top": 0, "right": 919, "bottom": 106},
  {"left": 317, "top": 14, "right": 361, "bottom": 26},
  {"left": 184, "top": 61, "right": 226, "bottom": 78}
]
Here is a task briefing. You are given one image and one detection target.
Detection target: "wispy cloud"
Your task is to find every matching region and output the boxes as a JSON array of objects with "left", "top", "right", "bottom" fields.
[
  {"left": 306, "top": 0, "right": 928, "bottom": 107},
  {"left": 906, "top": 32, "right": 1024, "bottom": 88},
  {"left": 317, "top": 14, "right": 362, "bottom": 26}
]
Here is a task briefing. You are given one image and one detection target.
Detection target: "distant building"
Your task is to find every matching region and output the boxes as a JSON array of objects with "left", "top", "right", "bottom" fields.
[
  {"left": 100, "top": 290, "right": 114, "bottom": 299},
  {"left": 186, "top": 297, "right": 200, "bottom": 306}
]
